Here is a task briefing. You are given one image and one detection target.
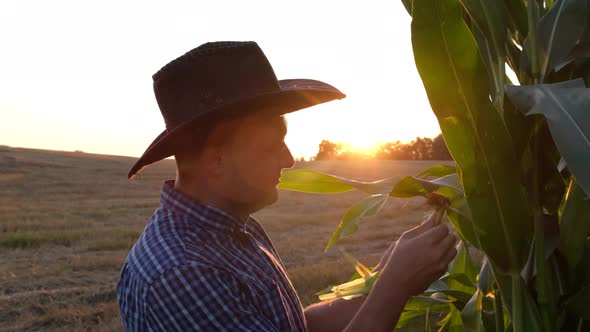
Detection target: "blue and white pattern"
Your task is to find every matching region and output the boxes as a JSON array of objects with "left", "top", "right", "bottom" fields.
[{"left": 117, "top": 180, "right": 306, "bottom": 331}]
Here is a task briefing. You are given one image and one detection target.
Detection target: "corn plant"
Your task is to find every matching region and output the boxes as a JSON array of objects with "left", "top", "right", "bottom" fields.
[{"left": 279, "top": 0, "right": 590, "bottom": 330}]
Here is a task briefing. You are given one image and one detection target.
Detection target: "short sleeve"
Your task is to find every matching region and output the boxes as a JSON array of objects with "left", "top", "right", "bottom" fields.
[{"left": 144, "top": 263, "right": 278, "bottom": 331}]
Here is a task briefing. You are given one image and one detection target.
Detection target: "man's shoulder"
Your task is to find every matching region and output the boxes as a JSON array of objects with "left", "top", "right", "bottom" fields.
[
  {"left": 123, "top": 207, "right": 237, "bottom": 284},
  {"left": 122, "top": 210, "right": 185, "bottom": 282}
]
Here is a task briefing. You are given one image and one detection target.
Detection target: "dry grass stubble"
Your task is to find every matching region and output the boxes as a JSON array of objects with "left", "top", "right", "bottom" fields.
[{"left": 1, "top": 147, "right": 449, "bottom": 331}]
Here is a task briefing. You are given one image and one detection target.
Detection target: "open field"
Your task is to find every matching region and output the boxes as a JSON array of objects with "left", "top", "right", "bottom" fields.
[{"left": 0, "top": 146, "right": 452, "bottom": 331}]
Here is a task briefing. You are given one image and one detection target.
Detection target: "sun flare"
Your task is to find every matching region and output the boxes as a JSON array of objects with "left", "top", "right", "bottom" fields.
[{"left": 339, "top": 133, "right": 384, "bottom": 156}]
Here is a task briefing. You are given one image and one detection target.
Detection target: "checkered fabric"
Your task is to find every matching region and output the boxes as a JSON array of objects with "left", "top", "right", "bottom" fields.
[{"left": 117, "top": 180, "right": 306, "bottom": 331}]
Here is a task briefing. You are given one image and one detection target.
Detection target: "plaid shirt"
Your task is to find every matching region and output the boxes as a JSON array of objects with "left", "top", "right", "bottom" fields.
[{"left": 117, "top": 180, "right": 306, "bottom": 331}]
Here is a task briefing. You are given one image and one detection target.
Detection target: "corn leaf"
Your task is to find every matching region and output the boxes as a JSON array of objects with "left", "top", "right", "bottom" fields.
[
  {"left": 425, "top": 277, "right": 478, "bottom": 305},
  {"left": 416, "top": 164, "right": 457, "bottom": 178},
  {"left": 448, "top": 241, "right": 478, "bottom": 294},
  {"left": 520, "top": 0, "right": 590, "bottom": 78},
  {"left": 324, "top": 194, "right": 388, "bottom": 251},
  {"left": 459, "top": 0, "right": 506, "bottom": 101},
  {"left": 439, "top": 304, "right": 464, "bottom": 332},
  {"left": 412, "top": 0, "right": 531, "bottom": 273},
  {"left": 278, "top": 169, "right": 398, "bottom": 195},
  {"left": 505, "top": 79, "right": 590, "bottom": 196},
  {"left": 406, "top": 294, "right": 456, "bottom": 310},
  {"left": 564, "top": 239, "right": 590, "bottom": 319},
  {"left": 316, "top": 271, "right": 379, "bottom": 301},
  {"left": 401, "top": 0, "right": 414, "bottom": 15},
  {"left": 396, "top": 295, "right": 451, "bottom": 328},
  {"left": 391, "top": 174, "right": 480, "bottom": 249},
  {"left": 503, "top": 0, "right": 528, "bottom": 45},
  {"left": 461, "top": 289, "right": 485, "bottom": 332},
  {"left": 477, "top": 257, "right": 494, "bottom": 294},
  {"left": 565, "top": 283, "right": 590, "bottom": 319},
  {"left": 339, "top": 249, "right": 373, "bottom": 277},
  {"left": 558, "top": 178, "right": 590, "bottom": 270},
  {"left": 391, "top": 174, "right": 464, "bottom": 198}
]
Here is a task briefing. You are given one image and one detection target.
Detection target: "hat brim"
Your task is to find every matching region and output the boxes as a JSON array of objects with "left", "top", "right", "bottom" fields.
[{"left": 128, "top": 79, "right": 345, "bottom": 179}]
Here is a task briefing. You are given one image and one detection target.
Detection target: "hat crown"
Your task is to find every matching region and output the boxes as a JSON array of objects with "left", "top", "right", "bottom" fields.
[{"left": 153, "top": 41, "right": 280, "bottom": 129}]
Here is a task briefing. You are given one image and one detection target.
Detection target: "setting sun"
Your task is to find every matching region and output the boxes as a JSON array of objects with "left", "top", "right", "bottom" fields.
[{"left": 1, "top": 0, "right": 441, "bottom": 160}]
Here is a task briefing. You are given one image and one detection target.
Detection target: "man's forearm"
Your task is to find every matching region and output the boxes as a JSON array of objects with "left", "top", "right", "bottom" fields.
[
  {"left": 304, "top": 285, "right": 408, "bottom": 332},
  {"left": 342, "top": 285, "right": 408, "bottom": 332},
  {"left": 304, "top": 296, "right": 365, "bottom": 332}
]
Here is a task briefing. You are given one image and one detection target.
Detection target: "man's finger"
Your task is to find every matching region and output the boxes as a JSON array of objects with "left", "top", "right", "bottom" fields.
[
  {"left": 445, "top": 246, "right": 458, "bottom": 263},
  {"left": 403, "top": 213, "right": 437, "bottom": 238},
  {"left": 418, "top": 224, "right": 449, "bottom": 243},
  {"left": 437, "top": 234, "right": 456, "bottom": 254}
]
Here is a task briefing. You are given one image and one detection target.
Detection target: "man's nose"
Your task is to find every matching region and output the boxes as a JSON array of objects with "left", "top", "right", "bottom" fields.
[{"left": 281, "top": 143, "right": 295, "bottom": 169}]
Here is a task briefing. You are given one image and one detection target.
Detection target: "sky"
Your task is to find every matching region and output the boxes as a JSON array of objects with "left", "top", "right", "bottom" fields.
[{"left": 0, "top": 0, "right": 441, "bottom": 159}]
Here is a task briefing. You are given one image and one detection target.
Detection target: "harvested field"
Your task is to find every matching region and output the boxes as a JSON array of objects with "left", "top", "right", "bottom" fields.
[{"left": 0, "top": 146, "right": 451, "bottom": 331}]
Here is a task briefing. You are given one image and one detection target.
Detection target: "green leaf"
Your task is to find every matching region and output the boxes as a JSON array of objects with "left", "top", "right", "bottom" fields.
[
  {"left": 396, "top": 310, "right": 430, "bottom": 329},
  {"left": 469, "top": 21, "right": 503, "bottom": 103},
  {"left": 521, "top": 0, "right": 590, "bottom": 78},
  {"left": 391, "top": 173, "right": 464, "bottom": 198},
  {"left": 559, "top": 178, "right": 590, "bottom": 270},
  {"left": 477, "top": 257, "right": 494, "bottom": 294},
  {"left": 316, "top": 271, "right": 379, "bottom": 301},
  {"left": 411, "top": 0, "right": 532, "bottom": 273},
  {"left": 444, "top": 273, "right": 477, "bottom": 288},
  {"left": 439, "top": 304, "right": 464, "bottom": 332},
  {"left": 401, "top": 0, "right": 414, "bottom": 15},
  {"left": 425, "top": 308, "right": 433, "bottom": 332},
  {"left": 521, "top": 215, "right": 560, "bottom": 282},
  {"left": 390, "top": 174, "right": 480, "bottom": 247},
  {"left": 406, "top": 294, "right": 456, "bottom": 310},
  {"left": 426, "top": 277, "right": 477, "bottom": 305},
  {"left": 395, "top": 304, "right": 448, "bottom": 329},
  {"left": 448, "top": 241, "right": 478, "bottom": 293},
  {"left": 426, "top": 279, "right": 451, "bottom": 293},
  {"left": 503, "top": 0, "right": 528, "bottom": 45},
  {"left": 505, "top": 79, "right": 590, "bottom": 196},
  {"left": 459, "top": 0, "right": 507, "bottom": 99},
  {"left": 565, "top": 283, "right": 590, "bottom": 319},
  {"left": 339, "top": 249, "right": 373, "bottom": 278},
  {"left": 459, "top": 0, "right": 506, "bottom": 56},
  {"left": 324, "top": 194, "right": 388, "bottom": 251},
  {"left": 461, "top": 289, "right": 485, "bottom": 332},
  {"left": 564, "top": 241, "right": 590, "bottom": 319},
  {"left": 390, "top": 174, "right": 462, "bottom": 199},
  {"left": 416, "top": 164, "right": 458, "bottom": 178},
  {"left": 278, "top": 169, "right": 398, "bottom": 195},
  {"left": 520, "top": 275, "right": 545, "bottom": 331}
]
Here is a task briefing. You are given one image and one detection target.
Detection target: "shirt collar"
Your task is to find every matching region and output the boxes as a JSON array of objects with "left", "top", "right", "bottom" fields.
[{"left": 160, "top": 180, "right": 249, "bottom": 234}]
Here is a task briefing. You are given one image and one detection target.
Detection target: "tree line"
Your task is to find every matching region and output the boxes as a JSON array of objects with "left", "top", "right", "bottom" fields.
[{"left": 314, "top": 134, "right": 452, "bottom": 161}]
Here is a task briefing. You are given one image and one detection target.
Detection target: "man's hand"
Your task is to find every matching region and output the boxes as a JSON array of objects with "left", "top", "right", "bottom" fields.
[
  {"left": 311, "top": 213, "right": 458, "bottom": 332},
  {"left": 379, "top": 213, "right": 457, "bottom": 298},
  {"left": 342, "top": 213, "right": 458, "bottom": 332}
]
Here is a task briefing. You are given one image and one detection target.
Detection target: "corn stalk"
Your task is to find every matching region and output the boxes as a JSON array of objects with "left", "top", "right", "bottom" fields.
[{"left": 279, "top": 0, "right": 590, "bottom": 330}]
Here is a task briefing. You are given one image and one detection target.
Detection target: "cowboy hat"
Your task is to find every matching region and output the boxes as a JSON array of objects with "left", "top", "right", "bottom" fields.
[{"left": 128, "top": 41, "right": 345, "bottom": 179}]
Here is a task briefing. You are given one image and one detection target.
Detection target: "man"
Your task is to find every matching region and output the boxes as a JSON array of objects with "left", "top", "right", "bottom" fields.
[{"left": 117, "top": 41, "right": 457, "bottom": 331}]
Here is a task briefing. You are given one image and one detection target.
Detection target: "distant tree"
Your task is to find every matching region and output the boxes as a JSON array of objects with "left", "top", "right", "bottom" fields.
[
  {"left": 375, "top": 142, "right": 396, "bottom": 160},
  {"left": 432, "top": 134, "right": 452, "bottom": 160},
  {"left": 410, "top": 137, "right": 433, "bottom": 160},
  {"left": 315, "top": 140, "right": 341, "bottom": 160},
  {"left": 316, "top": 134, "right": 452, "bottom": 161},
  {"left": 375, "top": 139, "right": 426, "bottom": 160}
]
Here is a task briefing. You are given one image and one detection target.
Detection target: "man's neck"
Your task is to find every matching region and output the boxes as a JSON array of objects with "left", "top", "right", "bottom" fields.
[{"left": 173, "top": 175, "right": 252, "bottom": 220}]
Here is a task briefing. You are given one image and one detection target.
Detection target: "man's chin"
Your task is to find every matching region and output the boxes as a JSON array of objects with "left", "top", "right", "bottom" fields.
[
  {"left": 237, "top": 189, "right": 278, "bottom": 214},
  {"left": 266, "top": 190, "right": 279, "bottom": 206},
  {"left": 256, "top": 189, "right": 279, "bottom": 209}
]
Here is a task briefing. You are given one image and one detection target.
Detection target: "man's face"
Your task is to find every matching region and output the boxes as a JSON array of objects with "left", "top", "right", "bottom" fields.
[{"left": 220, "top": 113, "right": 294, "bottom": 212}]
